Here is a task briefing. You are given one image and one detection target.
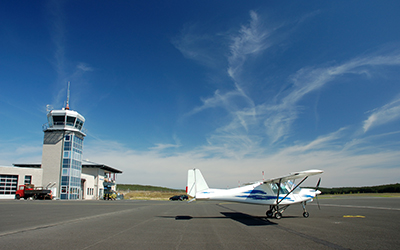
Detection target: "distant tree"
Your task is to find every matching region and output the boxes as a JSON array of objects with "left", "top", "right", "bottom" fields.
[{"left": 314, "top": 183, "right": 400, "bottom": 195}]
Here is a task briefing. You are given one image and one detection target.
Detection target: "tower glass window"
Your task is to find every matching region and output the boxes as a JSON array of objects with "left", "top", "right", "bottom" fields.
[
  {"left": 53, "top": 115, "right": 65, "bottom": 125},
  {"left": 60, "top": 134, "right": 84, "bottom": 200},
  {"left": 66, "top": 116, "right": 76, "bottom": 126}
]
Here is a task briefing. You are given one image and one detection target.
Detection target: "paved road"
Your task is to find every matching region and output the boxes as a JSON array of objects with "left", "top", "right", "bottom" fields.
[{"left": 0, "top": 197, "right": 399, "bottom": 249}]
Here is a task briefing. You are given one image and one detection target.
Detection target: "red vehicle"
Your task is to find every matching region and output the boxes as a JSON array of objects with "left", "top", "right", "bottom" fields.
[{"left": 15, "top": 184, "right": 53, "bottom": 200}]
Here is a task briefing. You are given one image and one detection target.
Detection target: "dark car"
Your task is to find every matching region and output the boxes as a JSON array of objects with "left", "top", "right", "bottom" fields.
[{"left": 169, "top": 195, "right": 189, "bottom": 201}]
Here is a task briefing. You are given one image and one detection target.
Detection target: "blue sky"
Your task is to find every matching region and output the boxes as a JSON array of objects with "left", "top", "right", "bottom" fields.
[{"left": 1, "top": 1, "right": 400, "bottom": 189}]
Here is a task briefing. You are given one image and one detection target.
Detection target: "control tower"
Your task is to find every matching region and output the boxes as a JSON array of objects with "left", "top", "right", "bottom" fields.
[{"left": 41, "top": 83, "right": 86, "bottom": 199}]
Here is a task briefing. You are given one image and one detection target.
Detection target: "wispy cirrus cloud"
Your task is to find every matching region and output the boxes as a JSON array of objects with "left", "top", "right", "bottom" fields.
[
  {"left": 46, "top": 1, "right": 93, "bottom": 109},
  {"left": 262, "top": 52, "right": 400, "bottom": 144},
  {"left": 363, "top": 97, "right": 400, "bottom": 133},
  {"left": 172, "top": 23, "right": 226, "bottom": 69},
  {"left": 227, "top": 11, "right": 274, "bottom": 80},
  {"left": 178, "top": 10, "right": 400, "bottom": 157}
]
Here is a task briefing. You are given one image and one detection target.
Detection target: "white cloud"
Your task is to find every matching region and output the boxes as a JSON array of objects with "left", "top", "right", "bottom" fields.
[
  {"left": 84, "top": 132, "right": 400, "bottom": 189},
  {"left": 0, "top": 142, "right": 42, "bottom": 166},
  {"left": 149, "top": 143, "right": 180, "bottom": 151}
]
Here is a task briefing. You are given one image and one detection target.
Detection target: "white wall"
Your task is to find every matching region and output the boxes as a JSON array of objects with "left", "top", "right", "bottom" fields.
[
  {"left": 82, "top": 167, "right": 106, "bottom": 200},
  {"left": 0, "top": 166, "right": 43, "bottom": 199},
  {"left": 81, "top": 172, "right": 95, "bottom": 200}
]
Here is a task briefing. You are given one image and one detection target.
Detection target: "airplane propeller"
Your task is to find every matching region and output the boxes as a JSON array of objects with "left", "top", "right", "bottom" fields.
[{"left": 315, "top": 178, "right": 321, "bottom": 210}]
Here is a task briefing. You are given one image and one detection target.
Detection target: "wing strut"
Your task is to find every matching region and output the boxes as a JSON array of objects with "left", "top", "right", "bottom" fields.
[
  {"left": 275, "top": 178, "right": 281, "bottom": 205},
  {"left": 276, "top": 176, "right": 308, "bottom": 205}
]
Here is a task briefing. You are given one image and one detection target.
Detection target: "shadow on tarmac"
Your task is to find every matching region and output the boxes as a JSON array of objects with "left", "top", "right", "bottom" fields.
[{"left": 160, "top": 212, "right": 276, "bottom": 226}]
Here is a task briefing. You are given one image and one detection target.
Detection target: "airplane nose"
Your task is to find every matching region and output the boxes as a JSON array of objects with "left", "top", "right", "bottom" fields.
[{"left": 316, "top": 190, "right": 321, "bottom": 195}]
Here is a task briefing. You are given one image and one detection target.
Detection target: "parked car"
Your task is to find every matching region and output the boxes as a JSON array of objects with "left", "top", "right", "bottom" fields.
[{"left": 169, "top": 194, "right": 189, "bottom": 201}]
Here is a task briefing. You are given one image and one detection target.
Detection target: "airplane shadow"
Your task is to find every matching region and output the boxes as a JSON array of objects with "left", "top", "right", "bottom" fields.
[
  {"left": 160, "top": 212, "right": 276, "bottom": 226},
  {"left": 220, "top": 212, "right": 276, "bottom": 226}
]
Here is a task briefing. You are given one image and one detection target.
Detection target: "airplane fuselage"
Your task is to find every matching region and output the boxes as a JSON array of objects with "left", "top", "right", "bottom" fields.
[{"left": 195, "top": 182, "right": 320, "bottom": 205}]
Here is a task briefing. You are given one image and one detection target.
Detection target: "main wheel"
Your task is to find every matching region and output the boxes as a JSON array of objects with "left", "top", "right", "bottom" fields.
[
  {"left": 303, "top": 212, "right": 309, "bottom": 218},
  {"left": 266, "top": 210, "right": 273, "bottom": 218},
  {"left": 275, "top": 212, "right": 282, "bottom": 219}
]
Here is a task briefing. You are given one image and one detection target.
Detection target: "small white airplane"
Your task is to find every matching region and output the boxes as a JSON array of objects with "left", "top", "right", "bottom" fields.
[{"left": 186, "top": 169, "right": 323, "bottom": 219}]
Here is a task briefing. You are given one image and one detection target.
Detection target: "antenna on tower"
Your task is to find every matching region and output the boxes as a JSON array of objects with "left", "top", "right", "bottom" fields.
[{"left": 65, "top": 81, "right": 70, "bottom": 110}]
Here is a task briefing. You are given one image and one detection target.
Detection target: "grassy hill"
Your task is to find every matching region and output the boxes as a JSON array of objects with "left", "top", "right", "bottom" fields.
[
  {"left": 116, "top": 184, "right": 185, "bottom": 192},
  {"left": 116, "top": 184, "right": 186, "bottom": 200}
]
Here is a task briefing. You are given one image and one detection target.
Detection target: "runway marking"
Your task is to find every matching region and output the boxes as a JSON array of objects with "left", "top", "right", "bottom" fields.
[
  {"left": 343, "top": 215, "right": 365, "bottom": 218},
  {"left": 318, "top": 204, "right": 400, "bottom": 211}
]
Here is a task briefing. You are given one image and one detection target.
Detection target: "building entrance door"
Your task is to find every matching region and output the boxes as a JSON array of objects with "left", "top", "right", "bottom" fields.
[{"left": 81, "top": 179, "right": 86, "bottom": 200}]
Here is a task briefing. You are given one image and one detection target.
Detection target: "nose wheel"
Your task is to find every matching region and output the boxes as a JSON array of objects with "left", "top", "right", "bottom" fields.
[{"left": 302, "top": 202, "right": 310, "bottom": 218}]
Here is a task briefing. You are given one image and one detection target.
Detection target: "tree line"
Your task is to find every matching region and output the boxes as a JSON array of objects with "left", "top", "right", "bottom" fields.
[{"left": 318, "top": 183, "right": 400, "bottom": 195}]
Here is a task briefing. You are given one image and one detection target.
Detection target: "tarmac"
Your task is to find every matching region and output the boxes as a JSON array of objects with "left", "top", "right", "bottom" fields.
[{"left": 0, "top": 196, "right": 399, "bottom": 249}]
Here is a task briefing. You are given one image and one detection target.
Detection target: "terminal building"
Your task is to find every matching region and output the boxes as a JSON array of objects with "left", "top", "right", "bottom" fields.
[{"left": 0, "top": 85, "right": 122, "bottom": 200}]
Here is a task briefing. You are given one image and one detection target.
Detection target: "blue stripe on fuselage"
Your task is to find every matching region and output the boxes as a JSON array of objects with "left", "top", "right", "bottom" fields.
[
  {"left": 235, "top": 194, "right": 294, "bottom": 201},
  {"left": 243, "top": 190, "right": 267, "bottom": 194}
]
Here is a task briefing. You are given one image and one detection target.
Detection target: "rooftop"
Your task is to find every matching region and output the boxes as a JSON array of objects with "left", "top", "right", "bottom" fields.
[{"left": 13, "top": 161, "right": 122, "bottom": 174}]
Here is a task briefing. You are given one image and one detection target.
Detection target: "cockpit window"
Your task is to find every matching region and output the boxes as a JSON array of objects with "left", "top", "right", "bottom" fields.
[{"left": 270, "top": 183, "right": 289, "bottom": 194}]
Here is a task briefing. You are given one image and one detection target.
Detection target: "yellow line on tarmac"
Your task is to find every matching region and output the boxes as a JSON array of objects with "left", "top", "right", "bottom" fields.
[{"left": 343, "top": 215, "right": 365, "bottom": 218}]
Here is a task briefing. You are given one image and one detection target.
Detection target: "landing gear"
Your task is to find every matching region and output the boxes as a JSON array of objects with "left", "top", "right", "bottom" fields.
[
  {"left": 266, "top": 202, "right": 312, "bottom": 219},
  {"left": 266, "top": 205, "right": 289, "bottom": 220}
]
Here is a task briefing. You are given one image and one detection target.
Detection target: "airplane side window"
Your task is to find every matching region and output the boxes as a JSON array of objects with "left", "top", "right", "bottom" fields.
[
  {"left": 270, "top": 183, "right": 278, "bottom": 194},
  {"left": 279, "top": 185, "right": 289, "bottom": 194}
]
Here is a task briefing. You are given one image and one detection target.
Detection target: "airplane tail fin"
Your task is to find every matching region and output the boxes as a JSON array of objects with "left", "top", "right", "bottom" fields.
[{"left": 186, "top": 169, "right": 209, "bottom": 197}]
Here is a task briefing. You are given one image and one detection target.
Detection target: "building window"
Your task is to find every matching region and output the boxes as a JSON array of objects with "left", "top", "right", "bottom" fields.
[
  {"left": 64, "top": 141, "right": 71, "bottom": 151},
  {"left": 64, "top": 151, "right": 70, "bottom": 158},
  {"left": 24, "top": 176, "right": 32, "bottom": 185},
  {"left": 87, "top": 188, "right": 94, "bottom": 196}
]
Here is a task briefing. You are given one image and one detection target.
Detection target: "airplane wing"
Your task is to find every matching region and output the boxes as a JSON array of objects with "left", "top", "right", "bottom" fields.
[
  {"left": 262, "top": 169, "right": 323, "bottom": 206},
  {"left": 263, "top": 169, "right": 323, "bottom": 184}
]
